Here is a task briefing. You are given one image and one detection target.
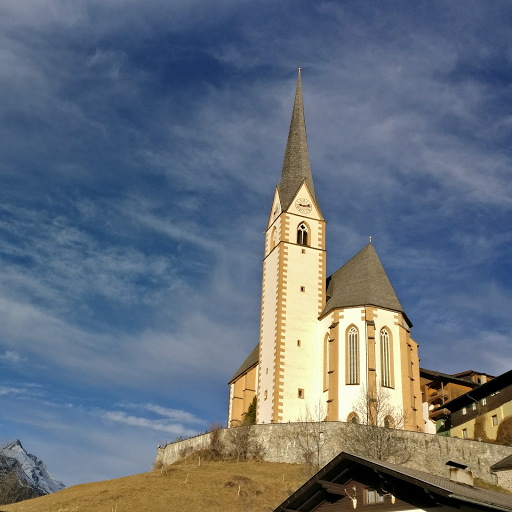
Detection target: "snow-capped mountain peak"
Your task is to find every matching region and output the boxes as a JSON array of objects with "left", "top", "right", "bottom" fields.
[{"left": 0, "top": 440, "right": 65, "bottom": 494}]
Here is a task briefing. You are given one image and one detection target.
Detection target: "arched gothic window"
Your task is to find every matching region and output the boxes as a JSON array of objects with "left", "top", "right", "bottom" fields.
[
  {"left": 348, "top": 327, "right": 359, "bottom": 384},
  {"left": 297, "top": 223, "right": 308, "bottom": 246},
  {"left": 381, "top": 329, "right": 391, "bottom": 388},
  {"left": 384, "top": 415, "right": 395, "bottom": 428},
  {"left": 347, "top": 411, "right": 359, "bottom": 424}
]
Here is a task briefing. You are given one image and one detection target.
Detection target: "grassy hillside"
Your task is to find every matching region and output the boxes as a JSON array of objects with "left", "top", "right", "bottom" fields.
[{"left": 0, "top": 456, "right": 308, "bottom": 512}]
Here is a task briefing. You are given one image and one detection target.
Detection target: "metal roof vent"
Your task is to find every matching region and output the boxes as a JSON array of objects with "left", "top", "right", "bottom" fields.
[{"left": 446, "top": 461, "right": 474, "bottom": 487}]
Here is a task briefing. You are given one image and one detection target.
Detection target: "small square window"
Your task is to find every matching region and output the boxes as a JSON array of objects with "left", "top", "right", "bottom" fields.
[
  {"left": 366, "top": 489, "right": 384, "bottom": 504},
  {"left": 481, "top": 398, "right": 487, "bottom": 406},
  {"left": 463, "top": 428, "right": 468, "bottom": 439},
  {"left": 492, "top": 415, "right": 498, "bottom": 426},
  {"left": 302, "top": 248, "right": 306, "bottom": 254},
  {"left": 298, "top": 388, "right": 304, "bottom": 399},
  {"left": 462, "top": 407, "right": 467, "bottom": 415},
  {"left": 297, "top": 340, "right": 301, "bottom": 347},
  {"left": 300, "top": 286, "right": 305, "bottom": 292}
]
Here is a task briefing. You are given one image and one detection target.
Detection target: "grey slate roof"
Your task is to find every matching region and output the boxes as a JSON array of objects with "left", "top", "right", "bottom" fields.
[
  {"left": 228, "top": 343, "right": 259, "bottom": 384},
  {"left": 278, "top": 70, "right": 321, "bottom": 216},
  {"left": 321, "top": 243, "right": 409, "bottom": 324}
]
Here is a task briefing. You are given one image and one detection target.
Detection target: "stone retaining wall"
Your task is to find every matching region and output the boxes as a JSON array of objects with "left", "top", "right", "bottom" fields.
[{"left": 155, "top": 422, "right": 512, "bottom": 487}]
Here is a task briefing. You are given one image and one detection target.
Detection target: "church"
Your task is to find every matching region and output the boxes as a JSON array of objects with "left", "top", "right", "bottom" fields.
[{"left": 228, "top": 71, "right": 423, "bottom": 432}]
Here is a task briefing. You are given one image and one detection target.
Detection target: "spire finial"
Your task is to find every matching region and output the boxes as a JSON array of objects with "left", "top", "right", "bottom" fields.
[{"left": 369, "top": 236, "right": 372, "bottom": 243}]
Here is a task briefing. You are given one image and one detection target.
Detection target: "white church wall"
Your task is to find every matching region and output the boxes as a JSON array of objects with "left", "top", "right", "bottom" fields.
[
  {"left": 279, "top": 240, "right": 323, "bottom": 422},
  {"left": 316, "top": 313, "right": 334, "bottom": 418},
  {"left": 373, "top": 308, "right": 406, "bottom": 417},
  {"left": 258, "top": 236, "right": 280, "bottom": 423},
  {"left": 328, "top": 307, "right": 406, "bottom": 424},
  {"left": 336, "top": 307, "right": 368, "bottom": 422},
  {"left": 423, "top": 402, "right": 437, "bottom": 434}
]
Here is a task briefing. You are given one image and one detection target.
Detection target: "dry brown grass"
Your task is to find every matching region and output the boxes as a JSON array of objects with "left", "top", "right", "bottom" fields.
[{"left": 0, "top": 456, "right": 307, "bottom": 512}]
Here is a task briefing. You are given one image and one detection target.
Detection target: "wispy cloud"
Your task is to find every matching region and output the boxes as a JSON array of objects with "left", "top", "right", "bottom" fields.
[
  {"left": 119, "top": 401, "right": 206, "bottom": 425},
  {"left": 0, "top": 386, "right": 26, "bottom": 396},
  {"left": 100, "top": 410, "right": 199, "bottom": 436},
  {"left": 0, "top": 0, "right": 511, "bottom": 487},
  {"left": 0, "top": 351, "right": 24, "bottom": 363}
]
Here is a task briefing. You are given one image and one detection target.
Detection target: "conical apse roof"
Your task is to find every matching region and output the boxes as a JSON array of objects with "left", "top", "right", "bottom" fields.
[{"left": 322, "top": 244, "right": 410, "bottom": 325}]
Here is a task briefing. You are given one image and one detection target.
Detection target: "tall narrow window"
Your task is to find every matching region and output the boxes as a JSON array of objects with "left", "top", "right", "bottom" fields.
[
  {"left": 297, "top": 223, "right": 308, "bottom": 246},
  {"left": 381, "top": 329, "right": 391, "bottom": 387},
  {"left": 348, "top": 327, "right": 359, "bottom": 384},
  {"left": 324, "top": 334, "right": 330, "bottom": 391},
  {"left": 270, "top": 226, "right": 277, "bottom": 250}
]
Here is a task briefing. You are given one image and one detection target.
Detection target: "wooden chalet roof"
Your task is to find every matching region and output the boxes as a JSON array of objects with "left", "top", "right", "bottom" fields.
[
  {"left": 274, "top": 452, "right": 512, "bottom": 512},
  {"left": 492, "top": 454, "right": 512, "bottom": 472},
  {"left": 420, "top": 368, "right": 480, "bottom": 388}
]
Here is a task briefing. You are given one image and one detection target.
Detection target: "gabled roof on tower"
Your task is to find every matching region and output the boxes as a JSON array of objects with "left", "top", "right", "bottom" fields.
[
  {"left": 278, "top": 70, "right": 321, "bottom": 215},
  {"left": 322, "top": 243, "right": 410, "bottom": 325}
]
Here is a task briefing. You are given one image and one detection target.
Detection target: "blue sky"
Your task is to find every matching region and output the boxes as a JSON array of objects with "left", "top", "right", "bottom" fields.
[{"left": 1, "top": 0, "right": 512, "bottom": 486}]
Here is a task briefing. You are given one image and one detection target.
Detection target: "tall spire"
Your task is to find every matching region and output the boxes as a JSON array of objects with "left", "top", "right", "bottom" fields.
[{"left": 278, "top": 69, "right": 320, "bottom": 213}]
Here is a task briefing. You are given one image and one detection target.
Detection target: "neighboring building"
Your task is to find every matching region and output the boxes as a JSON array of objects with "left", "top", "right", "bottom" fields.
[
  {"left": 492, "top": 454, "right": 512, "bottom": 493},
  {"left": 274, "top": 452, "right": 512, "bottom": 512},
  {"left": 420, "top": 368, "right": 481, "bottom": 434},
  {"left": 435, "top": 369, "right": 512, "bottom": 441},
  {"left": 228, "top": 70, "right": 423, "bottom": 432},
  {"left": 453, "top": 370, "right": 494, "bottom": 386}
]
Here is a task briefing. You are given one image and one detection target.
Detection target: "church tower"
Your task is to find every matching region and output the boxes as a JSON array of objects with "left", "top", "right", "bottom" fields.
[{"left": 256, "top": 70, "right": 327, "bottom": 423}]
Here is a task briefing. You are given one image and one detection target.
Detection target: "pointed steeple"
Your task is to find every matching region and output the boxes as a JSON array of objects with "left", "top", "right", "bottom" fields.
[{"left": 278, "top": 69, "right": 320, "bottom": 214}]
